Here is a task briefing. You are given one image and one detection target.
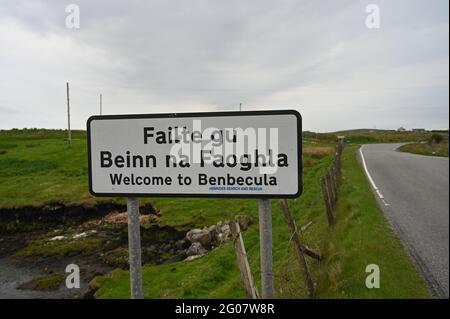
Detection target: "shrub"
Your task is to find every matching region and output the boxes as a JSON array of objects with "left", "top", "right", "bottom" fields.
[{"left": 430, "top": 133, "right": 444, "bottom": 144}]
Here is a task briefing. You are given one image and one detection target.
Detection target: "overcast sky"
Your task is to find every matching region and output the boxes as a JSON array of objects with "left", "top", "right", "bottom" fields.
[{"left": 0, "top": 0, "right": 448, "bottom": 132}]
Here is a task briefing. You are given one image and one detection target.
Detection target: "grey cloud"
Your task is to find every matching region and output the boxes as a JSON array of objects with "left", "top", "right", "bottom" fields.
[{"left": 0, "top": 0, "right": 448, "bottom": 131}]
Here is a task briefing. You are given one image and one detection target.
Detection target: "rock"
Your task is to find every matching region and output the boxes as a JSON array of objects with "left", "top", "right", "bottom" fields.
[
  {"left": 184, "top": 254, "right": 204, "bottom": 262},
  {"left": 215, "top": 232, "right": 230, "bottom": 245},
  {"left": 72, "top": 230, "right": 97, "bottom": 239},
  {"left": 186, "top": 229, "right": 212, "bottom": 247},
  {"left": 186, "top": 242, "right": 207, "bottom": 256},
  {"left": 208, "top": 225, "right": 218, "bottom": 240},
  {"left": 220, "top": 223, "right": 230, "bottom": 235},
  {"left": 182, "top": 218, "right": 252, "bottom": 256},
  {"left": 219, "top": 223, "right": 231, "bottom": 242},
  {"left": 208, "top": 222, "right": 231, "bottom": 245},
  {"left": 50, "top": 236, "right": 65, "bottom": 241},
  {"left": 236, "top": 215, "right": 254, "bottom": 230}
]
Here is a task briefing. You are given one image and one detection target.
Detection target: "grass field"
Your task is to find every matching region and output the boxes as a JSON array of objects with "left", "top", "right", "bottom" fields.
[
  {"left": 335, "top": 129, "right": 436, "bottom": 144},
  {"left": 0, "top": 129, "right": 430, "bottom": 298},
  {"left": 399, "top": 141, "right": 449, "bottom": 158}
]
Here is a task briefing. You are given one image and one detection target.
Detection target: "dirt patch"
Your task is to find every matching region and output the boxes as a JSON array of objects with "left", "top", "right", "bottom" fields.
[
  {"left": 0, "top": 202, "right": 157, "bottom": 234},
  {"left": 84, "top": 211, "right": 160, "bottom": 226}
]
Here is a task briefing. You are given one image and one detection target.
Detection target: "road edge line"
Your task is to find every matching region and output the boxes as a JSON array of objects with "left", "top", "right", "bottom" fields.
[{"left": 359, "top": 145, "right": 389, "bottom": 206}]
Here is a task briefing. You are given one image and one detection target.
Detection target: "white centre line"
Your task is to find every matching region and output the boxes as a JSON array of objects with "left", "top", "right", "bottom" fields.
[{"left": 359, "top": 145, "right": 390, "bottom": 206}]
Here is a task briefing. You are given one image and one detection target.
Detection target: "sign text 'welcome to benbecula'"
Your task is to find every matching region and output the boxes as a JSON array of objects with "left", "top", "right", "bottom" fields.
[{"left": 87, "top": 110, "right": 302, "bottom": 198}]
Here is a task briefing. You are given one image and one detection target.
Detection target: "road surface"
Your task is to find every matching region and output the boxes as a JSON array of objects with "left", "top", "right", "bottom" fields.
[{"left": 360, "top": 143, "right": 449, "bottom": 298}]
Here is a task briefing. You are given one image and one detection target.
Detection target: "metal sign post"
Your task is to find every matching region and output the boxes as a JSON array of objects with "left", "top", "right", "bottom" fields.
[
  {"left": 258, "top": 198, "right": 274, "bottom": 298},
  {"left": 127, "top": 197, "right": 143, "bottom": 299}
]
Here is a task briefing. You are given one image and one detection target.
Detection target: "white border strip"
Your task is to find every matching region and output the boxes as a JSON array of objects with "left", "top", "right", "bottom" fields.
[{"left": 359, "top": 145, "right": 390, "bottom": 206}]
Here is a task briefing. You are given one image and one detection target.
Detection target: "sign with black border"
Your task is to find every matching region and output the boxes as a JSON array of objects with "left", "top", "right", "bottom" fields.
[{"left": 87, "top": 110, "right": 302, "bottom": 198}]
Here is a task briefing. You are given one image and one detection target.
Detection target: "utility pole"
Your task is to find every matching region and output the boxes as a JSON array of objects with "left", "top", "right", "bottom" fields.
[
  {"left": 100, "top": 93, "right": 103, "bottom": 115},
  {"left": 239, "top": 103, "right": 242, "bottom": 112},
  {"left": 66, "top": 82, "right": 72, "bottom": 147}
]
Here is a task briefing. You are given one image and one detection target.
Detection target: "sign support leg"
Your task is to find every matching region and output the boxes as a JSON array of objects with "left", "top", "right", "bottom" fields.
[
  {"left": 127, "top": 197, "right": 143, "bottom": 299},
  {"left": 258, "top": 198, "right": 274, "bottom": 298}
]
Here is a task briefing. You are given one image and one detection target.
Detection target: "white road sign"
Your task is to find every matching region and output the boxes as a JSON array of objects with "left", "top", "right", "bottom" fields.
[{"left": 87, "top": 110, "right": 302, "bottom": 198}]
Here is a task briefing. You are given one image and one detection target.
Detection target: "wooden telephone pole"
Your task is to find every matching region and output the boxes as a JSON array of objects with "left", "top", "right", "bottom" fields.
[
  {"left": 100, "top": 93, "right": 103, "bottom": 115},
  {"left": 66, "top": 82, "right": 72, "bottom": 147}
]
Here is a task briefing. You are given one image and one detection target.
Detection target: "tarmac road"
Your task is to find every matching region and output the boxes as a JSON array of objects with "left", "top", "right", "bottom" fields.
[{"left": 360, "top": 143, "right": 449, "bottom": 298}]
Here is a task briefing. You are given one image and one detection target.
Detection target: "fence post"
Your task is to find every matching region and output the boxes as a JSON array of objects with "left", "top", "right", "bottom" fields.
[
  {"left": 331, "top": 163, "right": 339, "bottom": 201},
  {"left": 321, "top": 176, "right": 335, "bottom": 226},
  {"left": 230, "top": 221, "right": 259, "bottom": 299},
  {"left": 325, "top": 170, "right": 336, "bottom": 210},
  {"left": 279, "top": 199, "right": 316, "bottom": 298}
]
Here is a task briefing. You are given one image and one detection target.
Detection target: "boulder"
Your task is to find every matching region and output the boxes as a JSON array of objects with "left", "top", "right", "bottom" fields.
[
  {"left": 210, "top": 221, "right": 231, "bottom": 245},
  {"left": 186, "top": 242, "right": 207, "bottom": 256},
  {"left": 215, "top": 232, "right": 228, "bottom": 245},
  {"left": 186, "top": 228, "right": 212, "bottom": 247},
  {"left": 220, "top": 223, "right": 230, "bottom": 235},
  {"left": 208, "top": 225, "right": 218, "bottom": 240},
  {"left": 219, "top": 223, "right": 231, "bottom": 241}
]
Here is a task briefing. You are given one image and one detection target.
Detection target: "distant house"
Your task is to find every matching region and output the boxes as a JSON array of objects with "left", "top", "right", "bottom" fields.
[
  {"left": 397, "top": 127, "right": 406, "bottom": 132},
  {"left": 412, "top": 128, "right": 426, "bottom": 132}
]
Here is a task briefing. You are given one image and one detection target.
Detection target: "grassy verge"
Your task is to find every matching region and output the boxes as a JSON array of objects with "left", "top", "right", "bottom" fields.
[
  {"left": 399, "top": 142, "right": 449, "bottom": 157},
  {"left": 314, "top": 145, "right": 429, "bottom": 298}
]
